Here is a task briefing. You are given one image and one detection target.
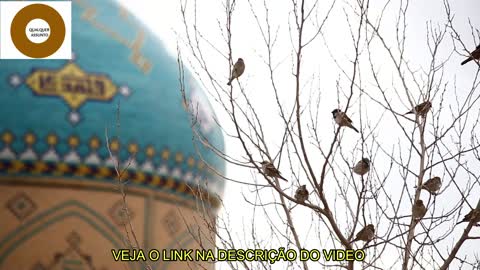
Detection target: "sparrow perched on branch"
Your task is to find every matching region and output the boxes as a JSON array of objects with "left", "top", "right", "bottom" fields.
[
  {"left": 227, "top": 58, "right": 245, "bottom": 86},
  {"left": 456, "top": 209, "right": 480, "bottom": 225},
  {"left": 420, "top": 176, "right": 442, "bottom": 195},
  {"left": 260, "top": 161, "right": 287, "bottom": 182},
  {"left": 294, "top": 185, "right": 309, "bottom": 203},
  {"left": 350, "top": 224, "right": 375, "bottom": 243},
  {"left": 412, "top": 199, "right": 427, "bottom": 222},
  {"left": 353, "top": 158, "right": 370, "bottom": 176},
  {"left": 461, "top": 45, "right": 480, "bottom": 66},
  {"left": 331, "top": 109, "right": 359, "bottom": 133},
  {"left": 404, "top": 101, "right": 432, "bottom": 118}
]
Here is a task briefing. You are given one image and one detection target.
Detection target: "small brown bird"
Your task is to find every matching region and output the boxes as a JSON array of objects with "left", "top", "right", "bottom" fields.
[
  {"left": 412, "top": 199, "right": 427, "bottom": 222},
  {"left": 404, "top": 101, "right": 432, "bottom": 117},
  {"left": 331, "top": 109, "right": 359, "bottom": 133},
  {"left": 461, "top": 45, "right": 480, "bottom": 66},
  {"left": 260, "top": 161, "right": 287, "bottom": 181},
  {"left": 351, "top": 224, "right": 375, "bottom": 243},
  {"left": 421, "top": 176, "right": 442, "bottom": 195},
  {"left": 456, "top": 209, "right": 480, "bottom": 225},
  {"left": 227, "top": 58, "right": 245, "bottom": 85},
  {"left": 353, "top": 158, "right": 370, "bottom": 176},
  {"left": 294, "top": 185, "right": 309, "bottom": 203}
]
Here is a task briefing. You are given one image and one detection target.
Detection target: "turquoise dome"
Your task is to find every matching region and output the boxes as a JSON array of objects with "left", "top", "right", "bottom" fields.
[{"left": 0, "top": 0, "right": 225, "bottom": 206}]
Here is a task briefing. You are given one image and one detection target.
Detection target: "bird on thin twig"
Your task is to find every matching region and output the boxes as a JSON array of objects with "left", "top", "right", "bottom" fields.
[
  {"left": 420, "top": 176, "right": 442, "bottom": 195},
  {"left": 456, "top": 209, "right": 480, "bottom": 226},
  {"left": 294, "top": 185, "right": 309, "bottom": 203},
  {"left": 260, "top": 161, "right": 287, "bottom": 182},
  {"left": 461, "top": 45, "right": 480, "bottom": 66},
  {"left": 227, "top": 58, "right": 245, "bottom": 86},
  {"left": 350, "top": 224, "right": 375, "bottom": 243},
  {"left": 331, "top": 109, "right": 359, "bottom": 133},
  {"left": 412, "top": 199, "right": 427, "bottom": 222},
  {"left": 404, "top": 101, "right": 432, "bottom": 118},
  {"left": 353, "top": 158, "right": 370, "bottom": 176}
]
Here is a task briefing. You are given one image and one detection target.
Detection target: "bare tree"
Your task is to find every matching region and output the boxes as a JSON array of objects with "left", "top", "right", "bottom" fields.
[{"left": 175, "top": 0, "right": 480, "bottom": 269}]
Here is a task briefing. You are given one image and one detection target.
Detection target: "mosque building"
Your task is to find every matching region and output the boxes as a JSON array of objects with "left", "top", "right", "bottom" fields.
[{"left": 0, "top": 0, "right": 226, "bottom": 269}]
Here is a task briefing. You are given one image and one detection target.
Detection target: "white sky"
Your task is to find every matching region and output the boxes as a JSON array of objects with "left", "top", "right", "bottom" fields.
[{"left": 118, "top": 0, "right": 480, "bottom": 269}]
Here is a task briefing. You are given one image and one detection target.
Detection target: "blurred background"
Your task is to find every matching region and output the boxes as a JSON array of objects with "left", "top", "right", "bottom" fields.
[{"left": 0, "top": 0, "right": 479, "bottom": 269}]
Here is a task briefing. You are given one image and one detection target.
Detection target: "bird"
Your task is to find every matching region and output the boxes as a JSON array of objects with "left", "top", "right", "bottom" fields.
[
  {"left": 412, "top": 199, "right": 427, "bottom": 222},
  {"left": 353, "top": 158, "right": 370, "bottom": 176},
  {"left": 350, "top": 224, "right": 375, "bottom": 243},
  {"left": 404, "top": 101, "right": 432, "bottom": 117},
  {"left": 227, "top": 58, "right": 245, "bottom": 86},
  {"left": 420, "top": 176, "right": 442, "bottom": 195},
  {"left": 461, "top": 45, "right": 480, "bottom": 66},
  {"left": 456, "top": 209, "right": 480, "bottom": 225},
  {"left": 260, "top": 161, "right": 287, "bottom": 182},
  {"left": 294, "top": 185, "right": 309, "bottom": 203},
  {"left": 331, "top": 109, "right": 359, "bottom": 133}
]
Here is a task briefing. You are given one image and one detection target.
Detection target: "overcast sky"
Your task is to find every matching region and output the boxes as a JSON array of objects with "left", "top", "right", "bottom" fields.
[{"left": 118, "top": 0, "right": 480, "bottom": 269}]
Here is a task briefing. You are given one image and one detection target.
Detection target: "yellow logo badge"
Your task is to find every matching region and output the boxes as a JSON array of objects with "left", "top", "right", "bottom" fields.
[{"left": 25, "top": 62, "right": 117, "bottom": 109}]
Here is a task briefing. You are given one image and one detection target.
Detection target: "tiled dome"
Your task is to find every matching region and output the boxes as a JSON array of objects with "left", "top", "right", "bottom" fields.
[{"left": 0, "top": 0, "right": 225, "bottom": 207}]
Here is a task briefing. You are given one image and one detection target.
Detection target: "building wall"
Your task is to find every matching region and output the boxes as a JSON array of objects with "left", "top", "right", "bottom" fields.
[
  {"left": 0, "top": 179, "right": 216, "bottom": 270},
  {"left": 0, "top": 0, "right": 225, "bottom": 269}
]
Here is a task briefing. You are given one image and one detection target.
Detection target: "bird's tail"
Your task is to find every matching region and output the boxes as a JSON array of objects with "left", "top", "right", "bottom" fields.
[
  {"left": 227, "top": 79, "right": 232, "bottom": 86},
  {"left": 278, "top": 175, "right": 288, "bottom": 182},
  {"left": 455, "top": 220, "right": 464, "bottom": 225},
  {"left": 461, "top": 57, "right": 473, "bottom": 66},
  {"left": 350, "top": 125, "right": 359, "bottom": 133}
]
